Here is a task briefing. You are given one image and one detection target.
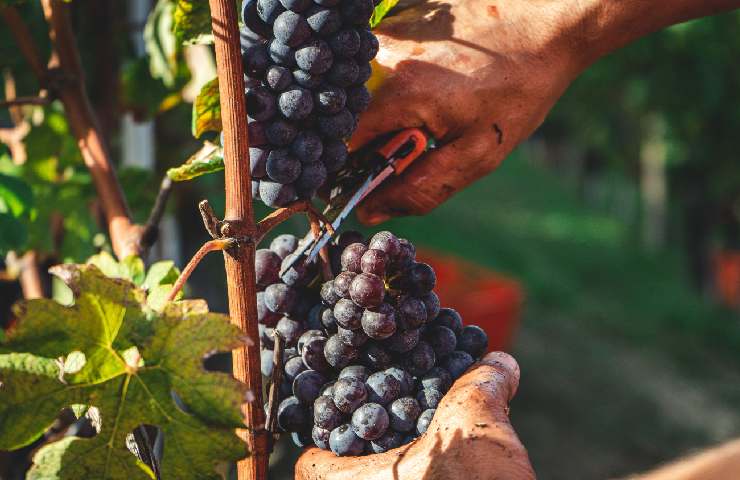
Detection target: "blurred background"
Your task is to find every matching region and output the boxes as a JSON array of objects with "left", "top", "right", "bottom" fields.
[{"left": 1, "top": 2, "right": 740, "bottom": 479}]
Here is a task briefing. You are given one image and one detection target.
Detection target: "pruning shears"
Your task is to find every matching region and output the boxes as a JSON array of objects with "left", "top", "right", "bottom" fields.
[{"left": 281, "top": 128, "right": 434, "bottom": 275}]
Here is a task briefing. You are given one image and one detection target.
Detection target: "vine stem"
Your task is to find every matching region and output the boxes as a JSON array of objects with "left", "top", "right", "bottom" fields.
[
  {"left": 165, "top": 238, "right": 236, "bottom": 303},
  {"left": 208, "top": 1, "right": 269, "bottom": 479},
  {"left": 255, "top": 199, "right": 334, "bottom": 245}
]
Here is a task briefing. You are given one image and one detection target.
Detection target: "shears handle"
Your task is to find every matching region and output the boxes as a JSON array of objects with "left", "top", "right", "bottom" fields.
[{"left": 377, "top": 128, "right": 429, "bottom": 174}]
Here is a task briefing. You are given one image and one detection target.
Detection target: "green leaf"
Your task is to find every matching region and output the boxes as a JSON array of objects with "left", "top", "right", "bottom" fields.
[
  {"left": 167, "top": 142, "right": 224, "bottom": 181},
  {"left": 144, "top": 0, "right": 180, "bottom": 88},
  {"left": 86, "top": 252, "right": 146, "bottom": 287},
  {"left": 0, "top": 173, "right": 33, "bottom": 217},
  {"left": 143, "top": 260, "right": 180, "bottom": 291},
  {"left": 192, "top": 78, "right": 221, "bottom": 138},
  {"left": 0, "top": 213, "right": 28, "bottom": 255},
  {"left": 0, "top": 264, "right": 249, "bottom": 478},
  {"left": 173, "top": 0, "right": 212, "bottom": 45},
  {"left": 370, "top": 0, "right": 399, "bottom": 28}
]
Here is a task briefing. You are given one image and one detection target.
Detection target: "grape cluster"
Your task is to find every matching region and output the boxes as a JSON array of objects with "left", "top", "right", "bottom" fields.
[
  {"left": 256, "top": 230, "right": 489, "bottom": 456},
  {"left": 240, "top": 0, "right": 378, "bottom": 207}
]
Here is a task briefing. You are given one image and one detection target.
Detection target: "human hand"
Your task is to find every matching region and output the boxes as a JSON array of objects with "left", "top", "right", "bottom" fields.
[{"left": 295, "top": 352, "right": 535, "bottom": 480}]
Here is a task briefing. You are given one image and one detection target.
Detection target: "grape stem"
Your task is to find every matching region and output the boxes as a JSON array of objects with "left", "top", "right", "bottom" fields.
[
  {"left": 264, "top": 332, "right": 285, "bottom": 434},
  {"left": 165, "top": 238, "right": 237, "bottom": 303},
  {"left": 255, "top": 200, "right": 335, "bottom": 245}
]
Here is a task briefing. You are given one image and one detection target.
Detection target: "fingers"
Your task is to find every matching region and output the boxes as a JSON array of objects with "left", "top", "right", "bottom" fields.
[{"left": 356, "top": 128, "right": 502, "bottom": 225}]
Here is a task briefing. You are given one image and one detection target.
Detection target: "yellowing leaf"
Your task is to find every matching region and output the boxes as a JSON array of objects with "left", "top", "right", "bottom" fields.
[
  {"left": 192, "top": 78, "right": 221, "bottom": 138},
  {"left": 167, "top": 142, "right": 224, "bottom": 181}
]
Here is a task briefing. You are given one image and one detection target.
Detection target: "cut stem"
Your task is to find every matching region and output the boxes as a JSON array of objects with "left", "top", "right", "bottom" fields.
[{"left": 255, "top": 200, "right": 334, "bottom": 245}]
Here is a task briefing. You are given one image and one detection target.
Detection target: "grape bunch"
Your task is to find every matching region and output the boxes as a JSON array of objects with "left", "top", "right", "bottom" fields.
[
  {"left": 256, "top": 230, "right": 489, "bottom": 456},
  {"left": 240, "top": 0, "right": 378, "bottom": 208}
]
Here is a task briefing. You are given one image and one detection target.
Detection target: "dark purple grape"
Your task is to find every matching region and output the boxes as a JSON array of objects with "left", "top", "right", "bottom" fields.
[
  {"left": 349, "top": 273, "right": 385, "bottom": 308},
  {"left": 280, "top": 254, "right": 312, "bottom": 286},
  {"left": 365, "top": 371, "right": 401, "bottom": 405},
  {"left": 355, "top": 27, "right": 379, "bottom": 61},
  {"left": 241, "top": 0, "right": 272, "bottom": 37},
  {"left": 314, "top": 395, "right": 343, "bottom": 430},
  {"left": 255, "top": 248, "right": 281, "bottom": 286},
  {"left": 361, "top": 303, "right": 396, "bottom": 340},
  {"left": 433, "top": 308, "right": 463, "bottom": 336},
  {"left": 278, "top": 85, "right": 314, "bottom": 120},
  {"left": 385, "top": 366, "right": 414, "bottom": 396},
  {"left": 268, "top": 39, "right": 296, "bottom": 67},
  {"left": 324, "top": 334, "right": 359, "bottom": 369},
  {"left": 293, "top": 369, "right": 326, "bottom": 404},
  {"left": 458, "top": 325, "right": 488, "bottom": 358},
  {"left": 277, "top": 396, "right": 310, "bottom": 431},
  {"left": 265, "top": 149, "right": 301, "bottom": 183},
  {"left": 318, "top": 108, "right": 354, "bottom": 138},
  {"left": 270, "top": 233, "right": 298, "bottom": 258},
  {"left": 368, "top": 231, "right": 400, "bottom": 260},
  {"left": 312, "top": 425, "right": 331, "bottom": 449},
  {"left": 321, "top": 280, "right": 341, "bottom": 305},
  {"left": 420, "top": 366, "right": 452, "bottom": 393},
  {"left": 341, "top": 0, "right": 373, "bottom": 25},
  {"left": 327, "top": 59, "right": 359, "bottom": 87},
  {"left": 257, "top": 0, "right": 285, "bottom": 23},
  {"left": 246, "top": 86, "right": 277, "bottom": 121},
  {"left": 250, "top": 147, "right": 269, "bottom": 178},
  {"left": 265, "top": 65, "right": 293, "bottom": 91},
  {"left": 302, "top": 336, "right": 330, "bottom": 371},
  {"left": 360, "top": 249, "right": 387, "bottom": 276},
  {"left": 259, "top": 180, "right": 295, "bottom": 207},
  {"left": 385, "top": 328, "right": 420, "bottom": 353},
  {"left": 264, "top": 283, "right": 297, "bottom": 313},
  {"left": 442, "top": 351, "right": 475, "bottom": 379},
  {"left": 346, "top": 84, "right": 370, "bottom": 113},
  {"left": 425, "top": 325, "right": 457, "bottom": 358},
  {"left": 396, "top": 296, "right": 427, "bottom": 330},
  {"left": 321, "top": 306, "right": 338, "bottom": 332},
  {"left": 307, "top": 304, "right": 324, "bottom": 330},
  {"left": 314, "top": 84, "right": 347, "bottom": 114},
  {"left": 330, "top": 272, "right": 354, "bottom": 300},
  {"left": 337, "top": 325, "right": 369, "bottom": 347},
  {"left": 306, "top": 6, "right": 342, "bottom": 36},
  {"left": 356, "top": 61, "right": 372, "bottom": 84},
  {"left": 240, "top": 24, "right": 265, "bottom": 47},
  {"left": 389, "top": 397, "right": 421, "bottom": 432},
  {"left": 416, "top": 409, "right": 435, "bottom": 435},
  {"left": 329, "top": 424, "right": 366, "bottom": 456},
  {"left": 297, "top": 329, "right": 325, "bottom": 355},
  {"left": 403, "top": 341, "right": 436, "bottom": 376},
  {"left": 279, "top": 0, "right": 311, "bottom": 12},
  {"left": 285, "top": 355, "right": 308, "bottom": 381},
  {"left": 258, "top": 292, "right": 282, "bottom": 327},
  {"left": 261, "top": 348, "right": 274, "bottom": 376},
  {"left": 321, "top": 138, "right": 348, "bottom": 172},
  {"left": 341, "top": 243, "right": 367, "bottom": 272},
  {"left": 295, "top": 161, "right": 327, "bottom": 198},
  {"left": 273, "top": 11, "right": 312, "bottom": 47},
  {"left": 295, "top": 39, "right": 334, "bottom": 74},
  {"left": 276, "top": 316, "right": 305, "bottom": 346},
  {"left": 242, "top": 42, "right": 270, "bottom": 77},
  {"left": 338, "top": 365, "right": 370, "bottom": 382},
  {"left": 260, "top": 324, "right": 276, "bottom": 348},
  {"left": 292, "top": 69, "right": 323, "bottom": 88},
  {"left": 265, "top": 121, "right": 298, "bottom": 149},
  {"left": 333, "top": 298, "right": 363, "bottom": 330},
  {"left": 404, "top": 262, "right": 436, "bottom": 296},
  {"left": 420, "top": 292, "right": 440, "bottom": 321},
  {"left": 416, "top": 388, "right": 443, "bottom": 410},
  {"left": 369, "top": 430, "right": 403, "bottom": 453},
  {"left": 291, "top": 130, "right": 323, "bottom": 163},
  {"left": 359, "top": 343, "right": 393, "bottom": 370},
  {"left": 329, "top": 29, "right": 360, "bottom": 58},
  {"left": 351, "top": 403, "right": 389, "bottom": 440},
  {"left": 332, "top": 377, "right": 367, "bottom": 413},
  {"left": 248, "top": 119, "right": 269, "bottom": 146}
]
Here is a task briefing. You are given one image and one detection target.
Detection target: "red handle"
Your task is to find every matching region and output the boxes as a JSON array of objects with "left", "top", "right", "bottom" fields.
[{"left": 377, "top": 128, "right": 428, "bottom": 175}]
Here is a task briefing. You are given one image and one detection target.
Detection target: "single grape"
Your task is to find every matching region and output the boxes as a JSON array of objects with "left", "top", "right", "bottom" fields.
[
  {"left": 359, "top": 343, "right": 393, "bottom": 370},
  {"left": 420, "top": 366, "right": 453, "bottom": 393},
  {"left": 369, "top": 430, "right": 403, "bottom": 453},
  {"left": 404, "top": 262, "right": 437, "bottom": 296},
  {"left": 332, "top": 271, "right": 356, "bottom": 299},
  {"left": 272, "top": 10, "right": 312, "bottom": 47},
  {"left": 333, "top": 298, "right": 363, "bottom": 330},
  {"left": 341, "top": 0, "right": 373, "bottom": 25},
  {"left": 295, "top": 161, "right": 327, "bottom": 198},
  {"left": 268, "top": 39, "right": 296, "bottom": 67},
  {"left": 246, "top": 86, "right": 277, "bottom": 121},
  {"left": 257, "top": 291, "right": 282, "bottom": 326},
  {"left": 320, "top": 381, "right": 336, "bottom": 397},
  {"left": 240, "top": 24, "right": 265, "bottom": 48},
  {"left": 276, "top": 316, "right": 305, "bottom": 346},
  {"left": 248, "top": 119, "right": 269, "bottom": 146},
  {"left": 297, "top": 329, "right": 325, "bottom": 355},
  {"left": 241, "top": 0, "right": 272, "bottom": 37},
  {"left": 425, "top": 325, "right": 458, "bottom": 358},
  {"left": 266, "top": 119, "right": 298, "bottom": 146},
  {"left": 306, "top": 5, "right": 342, "bottom": 36},
  {"left": 361, "top": 303, "right": 396, "bottom": 340},
  {"left": 302, "top": 335, "right": 330, "bottom": 371},
  {"left": 346, "top": 84, "right": 371, "bottom": 113},
  {"left": 321, "top": 306, "right": 339, "bottom": 332},
  {"left": 295, "top": 39, "right": 334, "bottom": 74},
  {"left": 416, "top": 388, "right": 443, "bottom": 410},
  {"left": 396, "top": 296, "right": 427, "bottom": 330},
  {"left": 433, "top": 308, "right": 463, "bottom": 336},
  {"left": 293, "top": 369, "right": 326, "bottom": 404},
  {"left": 265, "top": 65, "right": 293, "bottom": 91},
  {"left": 314, "top": 395, "right": 343, "bottom": 430},
  {"left": 368, "top": 231, "right": 400, "bottom": 260},
  {"left": 416, "top": 408, "right": 435, "bottom": 435},
  {"left": 290, "top": 130, "right": 323, "bottom": 163},
  {"left": 284, "top": 355, "right": 308, "bottom": 381},
  {"left": 277, "top": 396, "right": 310, "bottom": 431},
  {"left": 314, "top": 84, "right": 347, "bottom": 114},
  {"left": 257, "top": 0, "right": 285, "bottom": 24},
  {"left": 337, "top": 325, "right": 369, "bottom": 347},
  {"left": 420, "top": 291, "right": 441, "bottom": 322},
  {"left": 329, "top": 29, "right": 360, "bottom": 58},
  {"left": 351, "top": 402, "right": 389, "bottom": 440},
  {"left": 270, "top": 233, "right": 298, "bottom": 258},
  {"left": 385, "top": 366, "right": 414, "bottom": 396},
  {"left": 261, "top": 348, "right": 274, "bottom": 376},
  {"left": 312, "top": 425, "right": 331, "bottom": 450},
  {"left": 442, "top": 350, "right": 475, "bottom": 379},
  {"left": 318, "top": 108, "right": 355, "bottom": 138},
  {"left": 355, "top": 27, "right": 379, "bottom": 61},
  {"left": 324, "top": 334, "right": 359, "bottom": 369},
  {"left": 320, "top": 280, "right": 342, "bottom": 305},
  {"left": 249, "top": 146, "right": 269, "bottom": 178},
  {"left": 332, "top": 377, "right": 367, "bottom": 413},
  {"left": 292, "top": 69, "right": 323, "bottom": 88},
  {"left": 338, "top": 364, "right": 370, "bottom": 382},
  {"left": 281, "top": 254, "right": 312, "bottom": 286},
  {"left": 326, "top": 59, "right": 359, "bottom": 87},
  {"left": 356, "top": 61, "right": 372, "bottom": 84},
  {"left": 255, "top": 248, "right": 281, "bottom": 286},
  {"left": 265, "top": 149, "right": 301, "bottom": 184},
  {"left": 360, "top": 248, "right": 387, "bottom": 276},
  {"left": 278, "top": 85, "right": 314, "bottom": 120},
  {"left": 365, "top": 371, "right": 401, "bottom": 406},
  {"left": 264, "top": 283, "right": 297, "bottom": 313},
  {"left": 341, "top": 242, "right": 367, "bottom": 272},
  {"left": 389, "top": 397, "right": 421, "bottom": 432},
  {"left": 385, "top": 328, "right": 420, "bottom": 353},
  {"left": 349, "top": 273, "right": 385, "bottom": 308},
  {"left": 403, "top": 340, "right": 436, "bottom": 376},
  {"left": 321, "top": 138, "right": 348, "bottom": 172},
  {"left": 279, "top": 0, "right": 311, "bottom": 12},
  {"left": 329, "top": 424, "right": 366, "bottom": 456},
  {"left": 458, "top": 325, "right": 489, "bottom": 358},
  {"left": 242, "top": 42, "right": 270, "bottom": 77}
]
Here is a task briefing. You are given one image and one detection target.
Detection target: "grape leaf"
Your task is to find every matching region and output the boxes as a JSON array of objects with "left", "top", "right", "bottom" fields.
[
  {"left": 370, "top": 0, "right": 399, "bottom": 28},
  {"left": 167, "top": 142, "right": 224, "bottom": 181},
  {"left": 192, "top": 78, "right": 222, "bottom": 139},
  {"left": 0, "top": 264, "right": 249, "bottom": 479},
  {"left": 0, "top": 173, "right": 33, "bottom": 254},
  {"left": 145, "top": 0, "right": 181, "bottom": 88},
  {"left": 173, "top": 0, "right": 212, "bottom": 45}
]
